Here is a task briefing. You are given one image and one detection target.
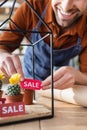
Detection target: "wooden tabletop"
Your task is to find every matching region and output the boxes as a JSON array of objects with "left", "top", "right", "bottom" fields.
[{"left": 0, "top": 94, "right": 87, "bottom": 130}]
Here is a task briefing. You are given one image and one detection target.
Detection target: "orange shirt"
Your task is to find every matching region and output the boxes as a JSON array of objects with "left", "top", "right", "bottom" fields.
[{"left": 0, "top": 0, "right": 87, "bottom": 73}]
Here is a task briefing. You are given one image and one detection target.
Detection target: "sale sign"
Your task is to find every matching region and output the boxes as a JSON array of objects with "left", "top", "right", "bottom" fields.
[
  {"left": 0, "top": 102, "right": 25, "bottom": 117},
  {"left": 20, "top": 78, "right": 43, "bottom": 90},
  {"left": 0, "top": 98, "right": 6, "bottom": 105}
]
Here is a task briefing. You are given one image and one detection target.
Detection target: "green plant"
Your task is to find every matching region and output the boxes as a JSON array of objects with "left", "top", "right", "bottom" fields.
[
  {"left": 6, "top": 73, "right": 21, "bottom": 96},
  {"left": 19, "top": 45, "right": 23, "bottom": 54},
  {"left": 7, "top": 84, "right": 20, "bottom": 96},
  {"left": 6, "top": 73, "right": 23, "bottom": 103},
  {"left": 19, "top": 45, "right": 23, "bottom": 51}
]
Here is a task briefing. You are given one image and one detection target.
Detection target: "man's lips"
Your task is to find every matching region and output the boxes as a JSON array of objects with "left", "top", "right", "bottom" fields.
[{"left": 58, "top": 8, "right": 77, "bottom": 20}]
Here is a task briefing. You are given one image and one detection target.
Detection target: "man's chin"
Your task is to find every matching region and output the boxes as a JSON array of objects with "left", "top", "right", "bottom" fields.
[
  {"left": 57, "top": 19, "right": 76, "bottom": 28},
  {"left": 58, "top": 14, "right": 82, "bottom": 28},
  {"left": 58, "top": 22, "right": 70, "bottom": 28}
]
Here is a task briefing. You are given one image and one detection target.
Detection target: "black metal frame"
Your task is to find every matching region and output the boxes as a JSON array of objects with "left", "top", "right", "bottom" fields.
[{"left": 0, "top": 0, "right": 54, "bottom": 126}]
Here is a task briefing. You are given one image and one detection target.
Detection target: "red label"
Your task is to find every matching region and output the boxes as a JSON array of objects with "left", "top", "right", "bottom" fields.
[
  {"left": 0, "top": 98, "right": 6, "bottom": 105},
  {"left": 20, "top": 78, "right": 43, "bottom": 90},
  {"left": 0, "top": 102, "right": 25, "bottom": 117}
]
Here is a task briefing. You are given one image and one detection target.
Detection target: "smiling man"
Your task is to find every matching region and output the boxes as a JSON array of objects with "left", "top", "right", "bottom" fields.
[
  {"left": 52, "top": 0, "right": 87, "bottom": 27},
  {"left": 0, "top": 0, "right": 87, "bottom": 105}
]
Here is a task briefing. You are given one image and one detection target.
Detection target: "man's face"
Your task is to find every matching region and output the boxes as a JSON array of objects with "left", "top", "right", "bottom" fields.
[{"left": 52, "top": 0, "right": 87, "bottom": 28}]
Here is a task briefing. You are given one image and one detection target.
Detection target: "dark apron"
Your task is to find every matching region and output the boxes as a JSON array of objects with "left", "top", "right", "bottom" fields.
[{"left": 22, "top": 6, "right": 82, "bottom": 80}]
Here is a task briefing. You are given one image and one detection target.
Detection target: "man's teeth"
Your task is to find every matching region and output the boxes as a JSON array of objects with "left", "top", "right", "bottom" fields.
[{"left": 60, "top": 10, "right": 72, "bottom": 16}]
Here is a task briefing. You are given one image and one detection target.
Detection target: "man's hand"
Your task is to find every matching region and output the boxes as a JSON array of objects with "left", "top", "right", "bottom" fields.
[
  {"left": 0, "top": 50, "right": 24, "bottom": 80},
  {"left": 42, "top": 66, "right": 76, "bottom": 90}
]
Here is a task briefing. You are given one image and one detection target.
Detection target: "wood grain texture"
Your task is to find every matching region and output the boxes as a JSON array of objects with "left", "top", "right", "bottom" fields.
[{"left": 0, "top": 90, "right": 87, "bottom": 130}]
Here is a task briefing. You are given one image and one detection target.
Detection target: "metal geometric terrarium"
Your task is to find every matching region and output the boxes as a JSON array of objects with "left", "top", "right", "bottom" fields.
[{"left": 0, "top": 0, "right": 54, "bottom": 125}]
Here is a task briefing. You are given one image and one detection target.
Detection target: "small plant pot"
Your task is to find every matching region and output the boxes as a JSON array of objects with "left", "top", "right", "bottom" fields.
[
  {"left": 5, "top": 94, "right": 23, "bottom": 103},
  {"left": 0, "top": 90, "right": 3, "bottom": 98},
  {"left": 22, "top": 89, "right": 34, "bottom": 105}
]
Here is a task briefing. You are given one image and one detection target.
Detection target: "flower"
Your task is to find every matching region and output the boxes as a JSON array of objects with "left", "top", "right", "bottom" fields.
[
  {"left": 9, "top": 73, "right": 21, "bottom": 85},
  {"left": 0, "top": 72, "right": 5, "bottom": 80}
]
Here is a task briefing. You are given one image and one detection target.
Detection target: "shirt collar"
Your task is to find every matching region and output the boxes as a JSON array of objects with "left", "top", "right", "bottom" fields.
[
  {"left": 69, "top": 12, "right": 87, "bottom": 38},
  {"left": 44, "top": 1, "right": 53, "bottom": 24}
]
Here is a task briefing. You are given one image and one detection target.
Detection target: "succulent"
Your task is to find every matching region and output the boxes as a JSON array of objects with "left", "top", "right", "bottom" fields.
[
  {"left": 7, "top": 84, "right": 20, "bottom": 96},
  {"left": 19, "top": 45, "right": 23, "bottom": 52},
  {"left": 7, "top": 73, "right": 21, "bottom": 96}
]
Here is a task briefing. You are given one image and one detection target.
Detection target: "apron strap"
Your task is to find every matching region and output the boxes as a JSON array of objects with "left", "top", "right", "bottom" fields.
[
  {"left": 77, "top": 36, "right": 82, "bottom": 45},
  {"left": 36, "top": 5, "right": 48, "bottom": 29}
]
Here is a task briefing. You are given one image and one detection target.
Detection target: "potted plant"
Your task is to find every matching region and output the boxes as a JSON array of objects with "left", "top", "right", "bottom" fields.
[
  {"left": 19, "top": 45, "right": 23, "bottom": 55},
  {"left": 0, "top": 72, "right": 5, "bottom": 98},
  {"left": 22, "top": 89, "right": 34, "bottom": 105},
  {"left": 5, "top": 73, "right": 23, "bottom": 103}
]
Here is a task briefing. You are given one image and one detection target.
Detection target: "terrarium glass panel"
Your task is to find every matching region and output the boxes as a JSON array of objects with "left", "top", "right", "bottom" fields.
[{"left": 0, "top": 0, "right": 54, "bottom": 125}]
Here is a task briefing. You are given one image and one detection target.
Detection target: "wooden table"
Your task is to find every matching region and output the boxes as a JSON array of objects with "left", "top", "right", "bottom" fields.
[{"left": 0, "top": 95, "right": 87, "bottom": 130}]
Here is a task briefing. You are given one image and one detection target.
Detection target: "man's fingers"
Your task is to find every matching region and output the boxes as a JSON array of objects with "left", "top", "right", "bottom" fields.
[
  {"left": 12, "top": 55, "right": 24, "bottom": 80},
  {"left": 42, "top": 75, "right": 51, "bottom": 86},
  {"left": 4, "top": 56, "right": 17, "bottom": 76},
  {"left": 0, "top": 54, "right": 24, "bottom": 80},
  {"left": 0, "top": 67, "right": 9, "bottom": 77},
  {"left": 42, "top": 68, "right": 65, "bottom": 87}
]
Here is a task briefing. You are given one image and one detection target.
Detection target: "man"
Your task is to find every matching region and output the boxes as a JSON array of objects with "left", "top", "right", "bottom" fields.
[{"left": 0, "top": 0, "right": 87, "bottom": 94}]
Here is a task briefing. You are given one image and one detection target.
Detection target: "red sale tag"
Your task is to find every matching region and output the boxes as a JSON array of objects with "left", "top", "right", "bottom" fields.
[
  {"left": 0, "top": 102, "right": 25, "bottom": 117},
  {"left": 20, "top": 78, "right": 43, "bottom": 90},
  {"left": 0, "top": 98, "right": 6, "bottom": 105}
]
